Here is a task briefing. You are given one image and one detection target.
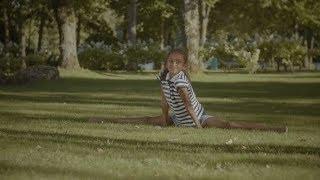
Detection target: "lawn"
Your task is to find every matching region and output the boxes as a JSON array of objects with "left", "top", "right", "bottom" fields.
[{"left": 0, "top": 70, "right": 320, "bottom": 179}]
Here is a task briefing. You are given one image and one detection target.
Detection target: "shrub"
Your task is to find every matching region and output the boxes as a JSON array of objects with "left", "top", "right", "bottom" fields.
[
  {"left": 46, "top": 54, "right": 61, "bottom": 67},
  {"left": 78, "top": 39, "right": 167, "bottom": 71},
  {"left": 118, "top": 40, "right": 167, "bottom": 70},
  {"left": 78, "top": 48, "right": 124, "bottom": 70},
  {"left": 0, "top": 55, "right": 22, "bottom": 75},
  {"left": 25, "top": 54, "right": 47, "bottom": 66}
]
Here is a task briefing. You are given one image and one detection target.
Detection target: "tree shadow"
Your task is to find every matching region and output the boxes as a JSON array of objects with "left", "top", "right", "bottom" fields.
[
  {"left": 0, "top": 93, "right": 158, "bottom": 108},
  {"left": 2, "top": 76, "right": 319, "bottom": 98},
  {"left": 1, "top": 128, "right": 319, "bottom": 156},
  {"left": 1, "top": 77, "right": 319, "bottom": 119},
  {"left": 0, "top": 76, "right": 319, "bottom": 128},
  {"left": 0, "top": 161, "right": 109, "bottom": 179}
]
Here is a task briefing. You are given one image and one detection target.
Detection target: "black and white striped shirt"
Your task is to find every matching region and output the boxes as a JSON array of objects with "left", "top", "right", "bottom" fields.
[{"left": 158, "top": 71, "right": 205, "bottom": 127}]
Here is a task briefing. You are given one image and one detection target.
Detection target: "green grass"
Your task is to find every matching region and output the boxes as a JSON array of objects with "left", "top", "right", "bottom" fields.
[{"left": 0, "top": 69, "right": 320, "bottom": 179}]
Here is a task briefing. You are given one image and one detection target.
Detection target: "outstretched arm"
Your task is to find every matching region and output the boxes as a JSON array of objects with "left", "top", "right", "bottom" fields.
[
  {"left": 160, "top": 88, "right": 171, "bottom": 125},
  {"left": 177, "top": 87, "right": 202, "bottom": 128}
]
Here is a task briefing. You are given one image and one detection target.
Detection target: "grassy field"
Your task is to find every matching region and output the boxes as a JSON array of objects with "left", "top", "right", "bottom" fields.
[{"left": 0, "top": 70, "right": 320, "bottom": 179}]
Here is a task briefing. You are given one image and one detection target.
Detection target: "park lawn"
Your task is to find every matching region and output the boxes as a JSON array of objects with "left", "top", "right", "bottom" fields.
[{"left": 0, "top": 69, "right": 320, "bottom": 179}]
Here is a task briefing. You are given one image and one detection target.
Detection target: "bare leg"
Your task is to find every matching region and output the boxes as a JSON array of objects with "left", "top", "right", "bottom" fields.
[
  {"left": 203, "top": 117, "right": 287, "bottom": 133},
  {"left": 88, "top": 115, "right": 172, "bottom": 127}
]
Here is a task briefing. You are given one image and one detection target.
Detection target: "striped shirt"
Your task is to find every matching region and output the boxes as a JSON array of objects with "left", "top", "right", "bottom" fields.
[{"left": 157, "top": 71, "right": 205, "bottom": 127}]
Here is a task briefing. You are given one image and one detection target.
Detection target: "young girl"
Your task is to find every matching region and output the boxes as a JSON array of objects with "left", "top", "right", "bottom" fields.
[{"left": 89, "top": 49, "right": 287, "bottom": 133}]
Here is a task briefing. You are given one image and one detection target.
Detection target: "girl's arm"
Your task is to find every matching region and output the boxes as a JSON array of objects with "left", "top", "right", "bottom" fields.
[
  {"left": 177, "top": 87, "right": 202, "bottom": 128},
  {"left": 160, "top": 88, "right": 170, "bottom": 125}
]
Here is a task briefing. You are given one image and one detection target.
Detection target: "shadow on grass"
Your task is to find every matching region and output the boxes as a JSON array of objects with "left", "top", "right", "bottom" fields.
[
  {"left": 1, "top": 93, "right": 319, "bottom": 119},
  {"left": 0, "top": 93, "right": 158, "bottom": 108},
  {"left": 1, "top": 128, "right": 319, "bottom": 156},
  {"left": 0, "top": 111, "right": 84, "bottom": 123},
  {"left": 1, "top": 77, "right": 320, "bottom": 124},
  {"left": 0, "top": 161, "right": 109, "bottom": 179},
  {"left": 1, "top": 77, "right": 319, "bottom": 99}
]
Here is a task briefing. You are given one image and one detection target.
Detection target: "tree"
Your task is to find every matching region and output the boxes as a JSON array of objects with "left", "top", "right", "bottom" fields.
[
  {"left": 1, "top": 1, "right": 10, "bottom": 52},
  {"left": 51, "top": 0, "right": 80, "bottom": 70},
  {"left": 128, "top": 0, "right": 137, "bottom": 45},
  {"left": 183, "top": 0, "right": 201, "bottom": 73},
  {"left": 199, "top": 0, "right": 219, "bottom": 46},
  {"left": 35, "top": 5, "right": 50, "bottom": 52},
  {"left": 138, "top": 0, "right": 175, "bottom": 49},
  {"left": 292, "top": 0, "right": 320, "bottom": 69},
  {"left": 12, "top": 0, "right": 36, "bottom": 69}
]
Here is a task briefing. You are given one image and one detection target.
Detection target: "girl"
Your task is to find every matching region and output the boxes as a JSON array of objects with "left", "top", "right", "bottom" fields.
[{"left": 89, "top": 49, "right": 287, "bottom": 133}]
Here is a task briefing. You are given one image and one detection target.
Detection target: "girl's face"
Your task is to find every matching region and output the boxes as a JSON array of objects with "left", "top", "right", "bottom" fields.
[{"left": 166, "top": 52, "right": 187, "bottom": 76}]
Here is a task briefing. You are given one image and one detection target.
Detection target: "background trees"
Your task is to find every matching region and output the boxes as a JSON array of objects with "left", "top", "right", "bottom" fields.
[{"left": 0, "top": 0, "right": 319, "bottom": 74}]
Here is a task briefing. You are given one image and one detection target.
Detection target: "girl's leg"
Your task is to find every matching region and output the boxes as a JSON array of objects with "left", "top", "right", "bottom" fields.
[
  {"left": 203, "top": 117, "right": 287, "bottom": 133},
  {"left": 88, "top": 115, "right": 172, "bottom": 127}
]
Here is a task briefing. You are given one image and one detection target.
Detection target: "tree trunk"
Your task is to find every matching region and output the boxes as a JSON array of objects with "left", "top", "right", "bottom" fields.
[
  {"left": 294, "top": 23, "right": 299, "bottom": 40},
  {"left": 309, "top": 35, "right": 314, "bottom": 69},
  {"left": 178, "top": 3, "right": 187, "bottom": 48},
  {"left": 127, "top": 0, "right": 137, "bottom": 45},
  {"left": 76, "top": 15, "right": 81, "bottom": 48},
  {"left": 183, "top": 0, "right": 201, "bottom": 73},
  {"left": 20, "top": 22, "right": 27, "bottom": 69},
  {"left": 160, "top": 18, "right": 165, "bottom": 50},
  {"left": 166, "top": 25, "right": 172, "bottom": 47},
  {"left": 37, "top": 15, "right": 45, "bottom": 52},
  {"left": 55, "top": 2, "right": 80, "bottom": 70},
  {"left": 270, "top": 57, "right": 276, "bottom": 70},
  {"left": 27, "top": 21, "right": 32, "bottom": 53},
  {"left": 303, "top": 39, "right": 309, "bottom": 69},
  {"left": 275, "top": 57, "right": 281, "bottom": 72},
  {"left": 54, "top": 7, "right": 63, "bottom": 59},
  {"left": 200, "top": 0, "right": 211, "bottom": 46},
  {"left": 3, "top": 7, "right": 10, "bottom": 51}
]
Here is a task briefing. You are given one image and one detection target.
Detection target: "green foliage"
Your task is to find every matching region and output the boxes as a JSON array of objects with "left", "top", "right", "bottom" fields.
[
  {"left": 121, "top": 40, "right": 167, "bottom": 70},
  {"left": 276, "top": 40, "right": 307, "bottom": 67},
  {"left": 78, "top": 48, "right": 124, "bottom": 71},
  {"left": 291, "top": 0, "right": 320, "bottom": 29},
  {"left": 200, "top": 33, "right": 257, "bottom": 71},
  {"left": 78, "top": 40, "right": 167, "bottom": 71},
  {"left": 0, "top": 55, "right": 22, "bottom": 75},
  {"left": 25, "top": 54, "right": 47, "bottom": 66},
  {"left": 0, "top": 43, "right": 20, "bottom": 57},
  {"left": 0, "top": 52, "right": 60, "bottom": 75},
  {"left": 1, "top": 0, "right": 319, "bottom": 73},
  {"left": 259, "top": 37, "right": 307, "bottom": 69},
  {"left": 200, "top": 31, "right": 310, "bottom": 73},
  {"left": 85, "top": 33, "right": 119, "bottom": 46},
  {"left": 46, "top": 54, "right": 61, "bottom": 67},
  {"left": 199, "top": 33, "right": 237, "bottom": 63}
]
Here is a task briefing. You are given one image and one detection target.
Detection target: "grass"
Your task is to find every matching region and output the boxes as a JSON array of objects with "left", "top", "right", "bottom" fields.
[{"left": 0, "top": 69, "right": 320, "bottom": 179}]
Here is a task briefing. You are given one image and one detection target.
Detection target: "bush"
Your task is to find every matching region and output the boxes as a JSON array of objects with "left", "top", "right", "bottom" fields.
[
  {"left": 78, "top": 48, "right": 124, "bottom": 70},
  {"left": 78, "top": 40, "right": 167, "bottom": 71},
  {"left": 85, "top": 32, "right": 119, "bottom": 47},
  {"left": 25, "top": 54, "right": 47, "bottom": 66},
  {"left": 0, "top": 55, "right": 22, "bottom": 75},
  {"left": 118, "top": 40, "right": 167, "bottom": 70},
  {"left": 46, "top": 54, "right": 61, "bottom": 67},
  {"left": 0, "top": 42, "right": 20, "bottom": 57}
]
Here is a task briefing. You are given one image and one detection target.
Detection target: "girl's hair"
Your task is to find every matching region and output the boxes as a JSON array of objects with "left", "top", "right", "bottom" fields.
[{"left": 160, "top": 48, "right": 191, "bottom": 81}]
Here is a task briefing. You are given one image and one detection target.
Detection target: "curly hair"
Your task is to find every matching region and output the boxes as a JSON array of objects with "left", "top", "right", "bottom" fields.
[{"left": 159, "top": 48, "right": 190, "bottom": 81}]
